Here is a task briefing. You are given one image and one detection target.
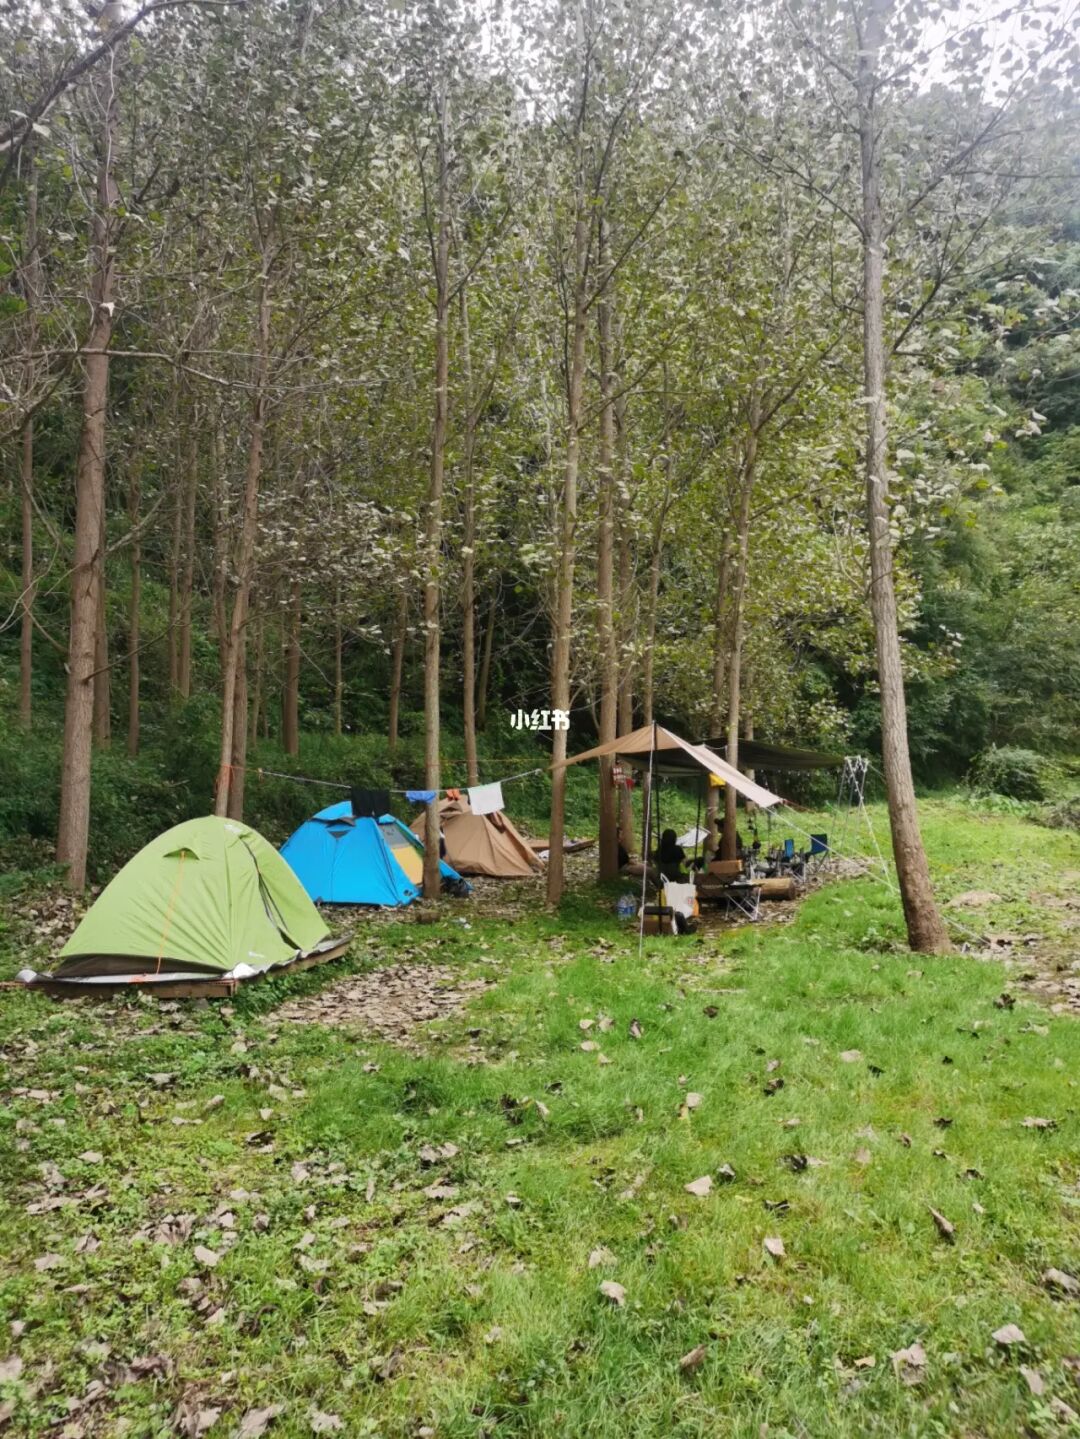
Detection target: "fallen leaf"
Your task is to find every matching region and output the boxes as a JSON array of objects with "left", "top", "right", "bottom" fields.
[
  {"left": 992, "top": 1324, "right": 1026, "bottom": 1346},
  {"left": 764, "top": 1236, "right": 785, "bottom": 1259},
  {"left": 1020, "top": 1366, "right": 1045, "bottom": 1396},
  {"left": 852, "top": 1147, "right": 872, "bottom": 1166},
  {"left": 194, "top": 1246, "right": 221, "bottom": 1268},
  {"left": 599, "top": 1280, "right": 626, "bottom": 1307},
  {"left": 588, "top": 1246, "right": 616, "bottom": 1269},
  {"left": 891, "top": 1341, "right": 928, "bottom": 1384},
  {"left": 717, "top": 1163, "right": 736, "bottom": 1183},
  {"left": 418, "top": 1142, "right": 458, "bottom": 1167},
  {"left": 929, "top": 1207, "right": 955, "bottom": 1244},
  {"left": 765, "top": 1058, "right": 781, "bottom": 1073},
  {"left": 839, "top": 1050, "right": 862, "bottom": 1063},
  {"left": 309, "top": 1410, "right": 344, "bottom": 1434},
  {"left": 1043, "top": 1268, "right": 1080, "bottom": 1298},
  {"left": 579, "top": 1018, "right": 594, "bottom": 1031},
  {"left": 580, "top": 1041, "right": 598, "bottom": 1053},
  {"left": 679, "top": 1344, "right": 707, "bottom": 1373},
  {"left": 684, "top": 1175, "right": 712, "bottom": 1197},
  {"left": 33, "top": 1253, "right": 63, "bottom": 1272},
  {"left": 78, "top": 1151, "right": 102, "bottom": 1165},
  {"left": 1021, "top": 1117, "right": 1056, "bottom": 1130},
  {"left": 0, "top": 1357, "right": 22, "bottom": 1382},
  {"left": 236, "top": 1404, "right": 285, "bottom": 1438},
  {"left": 933, "top": 1116, "right": 953, "bottom": 1129},
  {"left": 629, "top": 1019, "right": 644, "bottom": 1040},
  {"left": 854, "top": 1355, "right": 876, "bottom": 1369}
]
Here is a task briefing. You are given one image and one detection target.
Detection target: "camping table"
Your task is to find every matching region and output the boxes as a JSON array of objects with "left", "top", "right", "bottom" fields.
[{"left": 695, "top": 878, "right": 762, "bottom": 922}]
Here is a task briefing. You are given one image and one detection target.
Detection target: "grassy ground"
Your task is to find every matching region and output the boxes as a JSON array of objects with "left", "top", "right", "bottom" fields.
[{"left": 1, "top": 797, "right": 1079, "bottom": 1437}]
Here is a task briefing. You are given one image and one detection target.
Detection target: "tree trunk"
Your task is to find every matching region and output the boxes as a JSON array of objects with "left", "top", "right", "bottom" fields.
[
  {"left": 92, "top": 497, "right": 111, "bottom": 748},
  {"left": 546, "top": 190, "right": 589, "bottom": 907},
  {"left": 422, "top": 80, "right": 451, "bottom": 900},
  {"left": 722, "top": 417, "right": 759, "bottom": 861},
  {"left": 177, "top": 423, "right": 198, "bottom": 698},
  {"left": 615, "top": 396, "right": 635, "bottom": 851},
  {"left": 595, "top": 217, "right": 619, "bottom": 881},
  {"left": 388, "top": 587, "right": 407, "bottom": 757},
  {"left": 641, "top": 532, "right": 661, "bottom": 726},
  {"left": 211, "top": 416, "right": 228, "bottom": 658},
  {"left": 476, "top": 594, "right": 495, "bottom": 731},
  {"left": 228, "top": 648, "right": 248, "bottom": 822},
  {"left": 167, "top": 400, "right": 182, "bottom": 694},
  {"left": 459, "top": 286, "right": 480, "bottom": 788},
  {"left": 127, "top": 458, "right": 141, "bottom": 757},
  {"left": 248, "top": 609, "right": 264, "bottom": 746},
  {"left": 214, "top": 267, "right": 270, "bottom": 819},
  {"left": 18, "top": 145, "right": 40, "bottom": 731},
  {"left": 706, "top": 538, "right": 732, "bottom": 842},
  {"left": 56, "top": 72, "right": 119, "bottom": 889},
  {"left": 857, "top": 0, "right": 950, "bottom": 953},
  {"left": 283, "top": 576, "right": 301, "bottom": 756},
  {"left": 333, "top": 583, "right": 343, "bottom": 736},
  {"left": 19, "top": 420, "right": 35, "bottom": 729}
]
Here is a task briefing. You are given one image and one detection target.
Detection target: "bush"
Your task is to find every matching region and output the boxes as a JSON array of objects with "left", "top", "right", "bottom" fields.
[
  {"left": 968, "top": 745, "right": 1051, "bottom": 801},
  {"left": 1036, "top": 793, "right": 1080, "bottom": 831}
]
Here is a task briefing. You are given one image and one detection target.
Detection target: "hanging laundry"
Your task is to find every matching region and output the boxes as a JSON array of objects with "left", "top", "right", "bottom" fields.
[
  {"left": 406, "top": 789, "right": 437, "bottom": 804},
  {"left": 468, "top": 781, "right": 504, "bottom": 817},
  {"left": 350, "top": 787, "right": 390, "bottom": 818}
]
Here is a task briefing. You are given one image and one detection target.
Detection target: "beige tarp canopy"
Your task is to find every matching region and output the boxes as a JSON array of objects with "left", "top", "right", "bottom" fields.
[
  {"left": 553, "top": 723, "right": 783, "bottom": 809},
  {"left": 411, "top": 796, "right": 543, "bottom": 878}
]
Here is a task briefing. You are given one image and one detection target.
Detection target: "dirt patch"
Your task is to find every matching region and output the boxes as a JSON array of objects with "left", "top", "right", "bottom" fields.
[{"left": 268, "top": 963, "right": 493, "bottom": 1043}]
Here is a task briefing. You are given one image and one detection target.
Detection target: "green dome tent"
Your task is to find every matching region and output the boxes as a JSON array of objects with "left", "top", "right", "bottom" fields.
[{"left": 19, "top": 816, "right": 346, "bottom": 997}]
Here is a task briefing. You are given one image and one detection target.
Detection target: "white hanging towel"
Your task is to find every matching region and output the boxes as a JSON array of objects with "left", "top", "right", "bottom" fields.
[{"left": 468, "top": 781, "right": 504, "bottom": 816}]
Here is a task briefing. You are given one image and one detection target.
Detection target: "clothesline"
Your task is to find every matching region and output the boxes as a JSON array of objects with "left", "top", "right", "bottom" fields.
[{"left": 239, "top": 763, "right": 545, "bottom": 799}]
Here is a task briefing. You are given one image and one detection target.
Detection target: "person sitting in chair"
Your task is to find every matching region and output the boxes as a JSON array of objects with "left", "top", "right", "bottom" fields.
[{"left": 657, "top": 828, "right": 687, "bottom": 879}]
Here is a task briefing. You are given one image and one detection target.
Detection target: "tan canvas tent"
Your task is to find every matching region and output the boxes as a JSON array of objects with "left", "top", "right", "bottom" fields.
[
  {"left": 554, "top": 723, "right": 783, "bottom": 809},
  {"left": 411, "top": 796, "right": 543, "bottom": 878}
]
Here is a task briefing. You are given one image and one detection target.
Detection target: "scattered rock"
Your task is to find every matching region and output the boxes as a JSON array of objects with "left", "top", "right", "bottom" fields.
[{"left": 1043, "top": 1268, "right": 1080, "bottom": 1298}]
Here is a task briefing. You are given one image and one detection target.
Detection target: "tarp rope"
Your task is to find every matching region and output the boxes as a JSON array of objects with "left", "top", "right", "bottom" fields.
[{"left": 223, "top": 763, "right": 546, "bottom": 797}]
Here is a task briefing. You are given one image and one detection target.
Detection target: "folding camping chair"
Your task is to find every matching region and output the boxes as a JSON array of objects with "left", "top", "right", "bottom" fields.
[{"left": 806, "top": 833, "right": 829, "bottom": 875}]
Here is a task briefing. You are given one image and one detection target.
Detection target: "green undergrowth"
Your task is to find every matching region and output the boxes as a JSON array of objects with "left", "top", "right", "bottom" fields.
[{"left": 1, "top": 800, "right": 1079, "bottom": 1437}]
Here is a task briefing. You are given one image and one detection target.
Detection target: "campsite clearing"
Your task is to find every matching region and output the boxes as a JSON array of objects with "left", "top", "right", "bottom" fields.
[{"left": 1, "top": 798, "right": 1079, "bottom": 1438}]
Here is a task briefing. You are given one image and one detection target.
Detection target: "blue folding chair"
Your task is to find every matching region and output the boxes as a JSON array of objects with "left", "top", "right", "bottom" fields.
[{"left": 807, "top": 833, "right": 829, "bottom": 874}]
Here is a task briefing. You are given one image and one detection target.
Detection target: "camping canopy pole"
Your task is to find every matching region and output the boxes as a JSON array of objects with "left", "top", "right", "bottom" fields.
[
  {"left": 693, "top": 779, "right": 702, "bottom": 868},
  {"left": 638, "top": 721, "right": 656, "bottom": 958}
]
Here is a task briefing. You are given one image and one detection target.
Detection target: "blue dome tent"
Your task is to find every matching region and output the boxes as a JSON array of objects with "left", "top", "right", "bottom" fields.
[{"left": 280, "top": 802, "right": 468, "bottom": 907}]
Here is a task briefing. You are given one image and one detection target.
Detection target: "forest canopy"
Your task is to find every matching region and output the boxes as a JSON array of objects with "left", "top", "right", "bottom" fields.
[{"left": 1, "top": 0, "right": 1078, "bottom": 940}]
